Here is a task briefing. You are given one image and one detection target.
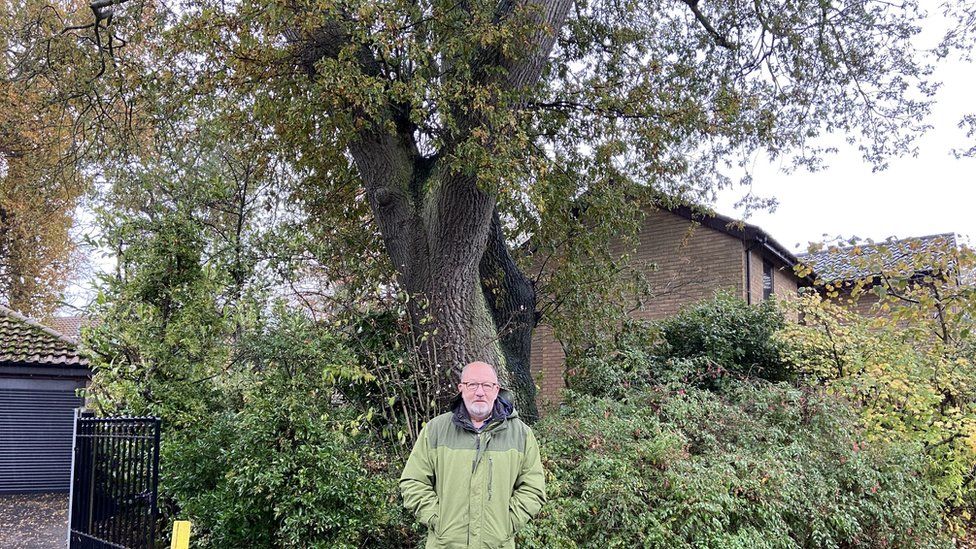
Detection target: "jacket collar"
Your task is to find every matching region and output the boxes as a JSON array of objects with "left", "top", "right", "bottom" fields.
[{"left": 450, "top": 390, "right": 516, "bottom": 433}]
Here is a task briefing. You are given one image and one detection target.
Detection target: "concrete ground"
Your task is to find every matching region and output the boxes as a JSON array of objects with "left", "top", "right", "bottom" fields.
[{"left": 0, "top": 493, "right": 68, "bottom": 549}]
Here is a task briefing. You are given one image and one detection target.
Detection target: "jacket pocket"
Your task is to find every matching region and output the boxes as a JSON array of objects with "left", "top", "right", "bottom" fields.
[{"left": 496, "top": 517, "right": 517, "bottom": 549}]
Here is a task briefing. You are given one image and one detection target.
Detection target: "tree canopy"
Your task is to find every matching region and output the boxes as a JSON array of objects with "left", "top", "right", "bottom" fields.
[
  {"left": 0, "top": 0, "right": 91, "bottom": 317},
  {"left": 6, "top": 0, "right": 972, "bottom": 412}
]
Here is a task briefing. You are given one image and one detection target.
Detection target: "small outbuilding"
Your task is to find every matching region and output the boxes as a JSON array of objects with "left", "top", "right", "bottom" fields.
[{"left": 0, "top": 305, "right": 91, "bottom": 493}]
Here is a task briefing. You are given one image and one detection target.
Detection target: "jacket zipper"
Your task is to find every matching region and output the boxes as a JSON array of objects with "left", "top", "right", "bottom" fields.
[
  {"left": 472, "top": 434, "right": 480, "bottom": 472},
  {"left": 488, "top": 456, "right": 494, "bottom": 501}
]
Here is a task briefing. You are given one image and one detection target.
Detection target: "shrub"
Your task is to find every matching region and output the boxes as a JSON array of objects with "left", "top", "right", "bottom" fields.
[
  {"left": 565, "top": 319, "right": 659, "bottom": 398},
  {"left": 159, "top": 310, "right": 418, "bottom": 548},
  {"left": 522, "top": 382, "right": 948, "bottom": 548},
  {"left": 656, "top": 292, "right": 793, "bottom": 385},
  {"left": 566, "top": 294, "right": 792, "bottom": 397},
  {"left": 779, "top": 294, "right": 976, "bottom": 525}
]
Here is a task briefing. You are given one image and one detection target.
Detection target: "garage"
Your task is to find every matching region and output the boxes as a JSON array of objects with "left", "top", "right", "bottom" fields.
[{"left": 0, "top": 305, "right": 90, "bottom": 493}]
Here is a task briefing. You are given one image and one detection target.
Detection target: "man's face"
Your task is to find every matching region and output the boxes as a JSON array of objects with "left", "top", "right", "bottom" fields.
[{"left": 458, "top": 362, "right": 500, "bottom": 421}]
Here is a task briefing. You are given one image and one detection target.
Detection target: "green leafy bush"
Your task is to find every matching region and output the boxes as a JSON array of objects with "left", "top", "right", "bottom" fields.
[
  {"left": 522, "top": 383, "right": 948, "bottom": 548},
  {"left": 565, "top": 319, "right": 659, "bottom": 399},
  {"left": 567, "top": 294, "right": 792, "bottom": 397},
  {"left": 779, "top": 294, "right": 976, "bottom": 526},
  {"left": 656, "top": 292, "right": 793, "bottom": 385},
  {"left": 158, "top": 311, "right": 417, "bottom": 548}
]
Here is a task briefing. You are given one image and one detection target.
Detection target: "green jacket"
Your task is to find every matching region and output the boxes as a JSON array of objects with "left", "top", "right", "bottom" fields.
[{"left": 400, "top": 395, "right": 546, "bottom": 549}]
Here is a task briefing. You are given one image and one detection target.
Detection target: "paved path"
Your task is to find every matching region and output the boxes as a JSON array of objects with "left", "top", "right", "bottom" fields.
[{"left": 0, "top": 493, "right": 68, "bottom": 549}]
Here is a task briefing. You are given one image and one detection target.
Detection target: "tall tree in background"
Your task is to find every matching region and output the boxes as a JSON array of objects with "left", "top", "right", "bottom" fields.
[
  {"left": 0, "top": 0, "right": 95, "bottom": 318},
  {"left": 23, "top": 0, "right": 972, "bottom": 417}
]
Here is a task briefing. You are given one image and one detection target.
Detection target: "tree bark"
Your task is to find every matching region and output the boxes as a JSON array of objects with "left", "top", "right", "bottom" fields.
[{"left": 480, "top": 208, "right": 539, "bottom": 421}]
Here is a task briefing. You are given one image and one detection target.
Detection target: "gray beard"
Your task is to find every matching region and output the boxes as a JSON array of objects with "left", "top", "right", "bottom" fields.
[{"left": 467, "top": 401, "right": 492, "bottom": 420}]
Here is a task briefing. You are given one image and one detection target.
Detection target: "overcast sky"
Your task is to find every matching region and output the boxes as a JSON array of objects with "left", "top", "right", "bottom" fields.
[{"left": 715, "top": 12, "right": 976, "bottom": 254}]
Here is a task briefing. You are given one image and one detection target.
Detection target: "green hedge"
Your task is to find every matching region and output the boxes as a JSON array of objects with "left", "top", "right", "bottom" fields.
[
  {"left": 522, "top": 383, "right": 948, "bottom": 548},
  {"left": 157, "top": 311, "right": 418, "bottom": 548},
  {"left": 568, "top": 293, "right": 794, "bottom": 398}
]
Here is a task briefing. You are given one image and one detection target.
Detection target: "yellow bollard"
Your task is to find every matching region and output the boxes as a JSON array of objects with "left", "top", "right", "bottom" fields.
[{"left": 171, "top": 520, "right": 192, "bottom": 549}]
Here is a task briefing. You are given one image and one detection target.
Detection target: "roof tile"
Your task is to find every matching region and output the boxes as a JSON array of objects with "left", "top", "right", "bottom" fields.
[
  {"left": 798, "top": 233, "right": 957, "bottom": 283},
  {"left": 0, "top": 305, "right": 90, "bottom": 368}
]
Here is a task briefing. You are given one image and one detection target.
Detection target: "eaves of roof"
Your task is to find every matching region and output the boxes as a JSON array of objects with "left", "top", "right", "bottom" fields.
[
  {"left": 666, "top": 205, "right": 811, "bottom": 280},
  {"left": 520, "top": 198, "right": 813, "bottom": 283}
]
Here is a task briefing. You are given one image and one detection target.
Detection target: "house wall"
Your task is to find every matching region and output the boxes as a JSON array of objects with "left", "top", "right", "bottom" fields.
[
  {"left": 773, "top": 266, "right": 800, "bottom": 299},
  {"left": 531, "top": 323, "right": 564, "bottom": 410},
  {"left": 827, "top": 288, "right": 883, "bottom": 317},
  {"left": 618, "top": 208, "right": 746, "bottom": 320},
  {"left": 847, "top": 292, "right": 880, "bottom": 317},
  {"left": 743, "top": 249, "right": 801, "bottom": 305},
  {"left": 531, "top": 208, "right": 793, "bottom": 410}
]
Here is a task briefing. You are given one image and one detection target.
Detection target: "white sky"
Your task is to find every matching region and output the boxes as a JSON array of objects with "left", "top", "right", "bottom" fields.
[{"left": 715, "top": 12, "right": 976, "bottom": 254}]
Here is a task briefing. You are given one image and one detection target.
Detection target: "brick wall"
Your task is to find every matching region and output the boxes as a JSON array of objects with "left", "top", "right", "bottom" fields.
[
  {"left": 531, "top": 208, "right": 772, "bottom": 411},
  {"left": 829, "top": 288, "right": 884, "bottom": 317},
  {"left": 530, "top": 323, "right": 563, "bottom": 410},
  {"left": 744, "top": 249, "right": 801, "bottom": 305},
  {"left": 773, "top": 264, "right": 800, "bottom": 300},
  {"left": 622, "top": 209, "right": 745, "bottom": 321}
]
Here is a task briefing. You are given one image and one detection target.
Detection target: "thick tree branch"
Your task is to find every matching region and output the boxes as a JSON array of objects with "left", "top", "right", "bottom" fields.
[
  {"left": 286, "top": 20, "right": 381, "bottom": 79},
  {"left": 680, "top": 0, "right": 736, "bottom": 50},
  {"left": 89, "top": 0, "right": 129, "bottom": 11},
  {"left": 349, "top": 132, "right": 427, "bottom": 286},
  {"left": 431, "top": 0, "right": 574, "bottom": 267},
  {"left": 480, "top": 207, "right": 538, "bottom": 420},
  {"left": 286, "top": 17, "right": 427, "bottom": 279}
]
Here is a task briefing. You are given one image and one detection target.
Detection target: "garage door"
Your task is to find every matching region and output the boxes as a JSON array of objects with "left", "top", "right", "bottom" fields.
[{"left": 0, "top": 388, "right": 83, "bottom": 493}]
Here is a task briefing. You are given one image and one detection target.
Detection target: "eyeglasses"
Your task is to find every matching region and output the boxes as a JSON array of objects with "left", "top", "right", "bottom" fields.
[{"left": 460, "top": 381, "right": 499, "bottom": 392}]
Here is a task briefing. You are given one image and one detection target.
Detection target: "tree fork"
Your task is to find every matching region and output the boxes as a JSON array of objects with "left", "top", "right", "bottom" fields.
[{"left": 288, "top": 0, "right": 573, "bottom": 417}]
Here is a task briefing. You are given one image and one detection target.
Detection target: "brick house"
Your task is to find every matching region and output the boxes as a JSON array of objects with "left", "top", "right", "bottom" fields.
[{"left": 531, "top": 205, "right": 810, "bottom": 408}]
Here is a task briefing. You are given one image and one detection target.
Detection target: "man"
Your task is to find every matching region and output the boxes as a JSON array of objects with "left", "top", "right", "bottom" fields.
[{"left": 400, "top": 361, "right": 546, "bottom": 548}]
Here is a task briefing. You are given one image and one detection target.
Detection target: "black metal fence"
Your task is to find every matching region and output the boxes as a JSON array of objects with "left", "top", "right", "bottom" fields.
[{"left": 68, "top": 414, "right": 161, "bottom": 549}]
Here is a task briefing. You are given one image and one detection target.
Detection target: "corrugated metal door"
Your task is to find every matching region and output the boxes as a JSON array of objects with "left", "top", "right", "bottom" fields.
[{"left": 0, "top": 388, "right": 83, "bottom": 493}]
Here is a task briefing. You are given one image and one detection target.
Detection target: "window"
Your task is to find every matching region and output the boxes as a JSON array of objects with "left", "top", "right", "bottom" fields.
[{"left": 762, "top": 260, "right": 774, "bottom": 300}]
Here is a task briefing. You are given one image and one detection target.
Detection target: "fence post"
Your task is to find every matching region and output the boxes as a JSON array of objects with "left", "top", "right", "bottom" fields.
[
  {"left": 65, "top": 407, "right": 80, "bottom": 548},
  {"left": 171, "top": 520, "right": 192, "bottom": 549}
]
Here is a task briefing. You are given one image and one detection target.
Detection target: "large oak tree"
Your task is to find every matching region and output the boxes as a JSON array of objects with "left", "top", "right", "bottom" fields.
[{"left": 16, "top": 0, "right": 970, "bottom": 418}]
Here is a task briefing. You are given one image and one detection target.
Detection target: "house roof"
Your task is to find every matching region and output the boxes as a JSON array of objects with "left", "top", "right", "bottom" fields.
[
  {"left": 798, "top": 233, "right": 958, "bottom": 283},
  {"left": 48, "top": 315, "right": 85, "bottom": 342},
  {"left": 0, "top": 305, "right": 90, "bottom": 369},
  {"left": 667, "top": 205, "right": 805, "bottom": 272}
]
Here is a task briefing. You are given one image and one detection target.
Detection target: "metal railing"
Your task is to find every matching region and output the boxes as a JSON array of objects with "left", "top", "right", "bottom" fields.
[{"left": 68, "top": 413, "right": 161, "bottom": 549}]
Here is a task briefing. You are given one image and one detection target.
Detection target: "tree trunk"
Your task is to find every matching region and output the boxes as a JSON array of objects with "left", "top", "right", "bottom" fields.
[
  {"left": 400, "top": 189, "right": 539, "bottom": 420},
  {"left": 356, "top": 151, "right": 540, "bottom": 419},
  {"left": 401, "top": 222, "right": 539, "bottom": 420},
  {"left": 293, "top": 0, "right": 573, "bottom": 422}
]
